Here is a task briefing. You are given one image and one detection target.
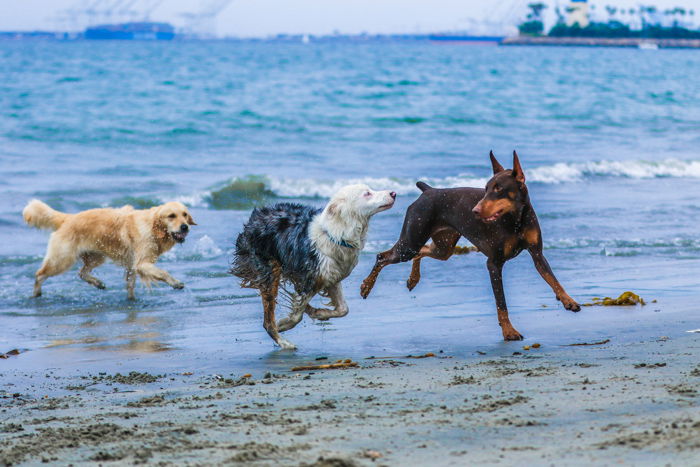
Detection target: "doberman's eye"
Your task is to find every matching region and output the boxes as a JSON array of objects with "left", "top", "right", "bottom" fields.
[
  {"left": 168, "top": 213, "right": 176, "bottom": 219},
  {"left": 493, "top": 185, "right": 502, "bottom": 193}
]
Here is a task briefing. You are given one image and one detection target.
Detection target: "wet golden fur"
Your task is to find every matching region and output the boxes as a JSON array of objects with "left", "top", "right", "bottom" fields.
[{"left": 23, "top": 200, "right": 196, "bottom": 299}]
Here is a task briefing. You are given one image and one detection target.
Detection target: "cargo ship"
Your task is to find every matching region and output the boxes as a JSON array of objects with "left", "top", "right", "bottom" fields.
[
  {"left": 429, "top": 34, "right": 504, "bottom": 44},
  {"left": 84, "top": 22, "right": 175, "bottom": 40}
]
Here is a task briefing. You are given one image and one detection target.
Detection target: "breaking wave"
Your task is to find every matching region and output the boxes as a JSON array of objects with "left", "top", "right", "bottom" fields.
[{"left": 171, "top": 159, "right": 700, "bottom": 209}]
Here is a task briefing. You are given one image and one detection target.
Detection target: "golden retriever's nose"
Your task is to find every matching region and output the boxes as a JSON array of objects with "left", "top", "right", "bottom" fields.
[{"left": 180, "top": 224, "right": 189, "bottom": 233}]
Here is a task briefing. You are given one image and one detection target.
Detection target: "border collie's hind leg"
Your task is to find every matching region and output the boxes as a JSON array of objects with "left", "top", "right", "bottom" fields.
[
  {"left": 306, "top": 283, "right": 349, "bottom": 321},
  {"left": 407, "top": 228, "right": 461, "bottom": 291},
  {"left": 261, "top": 262, "right": 296, "bottom": 349},
  {"left": 277, "top": 292, "right": 314, "bottom": 332}
]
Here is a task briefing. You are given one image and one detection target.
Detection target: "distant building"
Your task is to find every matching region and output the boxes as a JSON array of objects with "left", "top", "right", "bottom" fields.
[{"left": 566, "top": 0, "right": 590, "bottom": 28}]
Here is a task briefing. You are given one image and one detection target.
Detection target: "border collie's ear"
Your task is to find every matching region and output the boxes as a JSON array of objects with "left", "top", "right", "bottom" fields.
[
  {"left": 489, "top": 150, "right": 504, "bottom": 175},
  {"left": 186, "top": 213, "right": 197, "bottom": 226},
  {"left": 326, "top": 199, "right": 346, "bottom": 219},
  {"left": 512, "top": 150, "right": 525, "bottom": 184}
]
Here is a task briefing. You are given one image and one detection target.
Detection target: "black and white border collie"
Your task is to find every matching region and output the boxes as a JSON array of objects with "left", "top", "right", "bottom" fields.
[{"left": 231, "top": 184, "right": 396, "bottom": 349}]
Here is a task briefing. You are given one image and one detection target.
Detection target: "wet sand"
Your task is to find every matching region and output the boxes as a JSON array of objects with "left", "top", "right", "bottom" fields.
[{"left": 2, "top": 320, "right": 699, "bottom": 466}]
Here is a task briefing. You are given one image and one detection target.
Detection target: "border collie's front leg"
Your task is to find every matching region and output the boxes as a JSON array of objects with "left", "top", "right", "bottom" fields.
[
  {"left": 528, "top": 246, "right": 580, "bottom": 311},
  {"left": 487, "top": 258, "right": 523, "bottom": 341},
  {"left": 306, "top": 283, "right": 349, "bottom": 321}
]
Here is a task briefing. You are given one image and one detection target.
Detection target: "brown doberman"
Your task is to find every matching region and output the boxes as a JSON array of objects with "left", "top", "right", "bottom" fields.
[{"left": 360, "top": 151, "right": 580, "bottom": 341}]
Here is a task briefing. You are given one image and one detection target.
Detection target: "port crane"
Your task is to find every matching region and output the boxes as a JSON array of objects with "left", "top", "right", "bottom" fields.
[{"left": 180, "top": 0, "right": 235, "bottom": 38}]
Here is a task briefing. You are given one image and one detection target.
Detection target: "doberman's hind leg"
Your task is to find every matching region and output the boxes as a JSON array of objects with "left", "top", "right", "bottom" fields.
[
  {"left": 486, "top": 258, "right": 523, "bottom": 341},
  {"left": 306, "top": 283, "right": 349, "bottom": 321},
  {"left": 260, "top": 263, "right": 296, "bottom": 349},
  {"left": 407, "top": 228, "right": 461, "bottom": 291},
  {"left": 79, "top": 252, "right": 106, "bottom": 290}
]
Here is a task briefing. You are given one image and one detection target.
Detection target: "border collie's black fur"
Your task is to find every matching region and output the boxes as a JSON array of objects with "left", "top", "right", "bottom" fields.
[{"left": 231, "top": 203, "right": 320, "bottom": 296}]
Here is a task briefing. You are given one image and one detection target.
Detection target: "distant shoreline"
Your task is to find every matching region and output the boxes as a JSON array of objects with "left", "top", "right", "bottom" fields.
[{"left": 501, "top": 36, "right": 700, "bottom": 49}]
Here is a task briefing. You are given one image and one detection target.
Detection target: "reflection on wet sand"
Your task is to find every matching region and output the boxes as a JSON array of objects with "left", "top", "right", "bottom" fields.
[{"left": 42, "top": 309, "right": 172, "bottom": 354}]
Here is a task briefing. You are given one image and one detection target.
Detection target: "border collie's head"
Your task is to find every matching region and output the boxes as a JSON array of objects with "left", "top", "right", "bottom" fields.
[{"left": 325, "top": 184, "right": 396, "bottom": 220}]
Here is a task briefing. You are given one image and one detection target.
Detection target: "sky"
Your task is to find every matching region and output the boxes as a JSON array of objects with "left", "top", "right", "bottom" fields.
[{"left": 1, "top": 0, "right": 698, "bottom": 37}]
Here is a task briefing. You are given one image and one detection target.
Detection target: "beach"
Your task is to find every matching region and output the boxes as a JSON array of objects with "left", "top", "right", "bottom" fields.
[
  {"left": 2, "top": 301, "right": 700, "bottom": 465},
  {"left": 1, "top": 40, "right": 700, "bottom": 465}
]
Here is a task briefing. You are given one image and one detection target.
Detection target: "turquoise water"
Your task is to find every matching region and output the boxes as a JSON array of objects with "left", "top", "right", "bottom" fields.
[{"left": 1, "top": 41, "right": 699, "bottom": 372}]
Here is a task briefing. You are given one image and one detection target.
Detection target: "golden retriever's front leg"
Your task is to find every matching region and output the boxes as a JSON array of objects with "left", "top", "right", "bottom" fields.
[
  {"left": 125, "top": 269, "right": 136, "bottom": 300},
  {"left": 136, "top": 263, "right": 184, "bottom": 290}
]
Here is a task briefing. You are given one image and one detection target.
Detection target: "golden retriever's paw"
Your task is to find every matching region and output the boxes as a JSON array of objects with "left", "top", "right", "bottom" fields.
[
  {"left": 95, "top": 281, "right": 106, "bottom": 290},
  {"left": 172, "top": 281, "right": 185, "bottom": 290}
]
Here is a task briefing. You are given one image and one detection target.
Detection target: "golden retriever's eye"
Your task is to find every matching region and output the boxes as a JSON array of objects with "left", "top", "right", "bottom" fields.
[{"left": 168, "top": 213, "right": 176, "bottom": 219}]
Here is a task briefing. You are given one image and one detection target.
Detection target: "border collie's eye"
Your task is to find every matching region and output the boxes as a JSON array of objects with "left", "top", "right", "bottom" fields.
[
  {"left": 168, "top": 213, "right": 176, "bottom": 219},
  {"left": 364, "top": 191, "right": 372, "bottom": 197}
]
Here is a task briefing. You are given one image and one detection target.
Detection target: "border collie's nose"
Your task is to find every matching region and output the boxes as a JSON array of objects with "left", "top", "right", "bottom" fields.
[
  {"left": 180, "top": 224, "right": 189, "bottom": 233},
  {"left": 390, "top": 192, "right": 396, "bottom": 199}
]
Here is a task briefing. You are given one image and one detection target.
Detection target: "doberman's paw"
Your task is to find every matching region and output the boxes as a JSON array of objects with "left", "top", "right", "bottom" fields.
[
  {"left": 360, "top": 280, "right": 374, "bottom": 299},
  {"left": 502, "top": 329, "right": 524, "bottom": 341},
  {"left": 406, "top": 276, "right": 420, "bottom": 291},
  {"left": 558, "top": 295, "right": 581, "bottom": 312}
]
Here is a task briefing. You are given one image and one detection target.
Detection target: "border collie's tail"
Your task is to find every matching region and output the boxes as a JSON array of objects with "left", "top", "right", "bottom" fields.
[
  {"left": 23, "top": 200, "right": 68, "bottom": 231},
  {"left": 416, "top": 181, "right": 433, "bottom": 192}
]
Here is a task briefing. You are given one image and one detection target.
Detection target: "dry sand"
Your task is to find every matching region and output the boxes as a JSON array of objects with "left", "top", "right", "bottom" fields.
[{"left": 2, "top": 331, "right": 699, "bottom": 466}]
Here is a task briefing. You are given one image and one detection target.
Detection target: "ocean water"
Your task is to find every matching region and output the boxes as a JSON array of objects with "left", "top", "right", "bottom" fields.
[{"left": 1, "top": 41, "right": 699, "bottom": 373}]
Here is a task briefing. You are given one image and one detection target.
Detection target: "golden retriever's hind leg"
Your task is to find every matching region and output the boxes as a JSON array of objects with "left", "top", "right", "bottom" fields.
[
  {"left": 125, "top": 269, "right": 136, "bottom": 300},
  {"left": 79, "top": 252, "right": 106, "bottom": 290},
  {"left": 33, "top": 246, "right": 77, "bottom": 297}
]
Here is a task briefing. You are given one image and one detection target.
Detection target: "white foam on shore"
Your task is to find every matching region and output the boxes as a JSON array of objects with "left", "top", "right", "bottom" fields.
[{"left": 169, "top": 158, "right": 700, "bottom": 206}]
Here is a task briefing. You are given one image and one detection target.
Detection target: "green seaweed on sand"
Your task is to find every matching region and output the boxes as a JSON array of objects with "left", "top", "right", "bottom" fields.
[
  {"left": 453, "top": 245, "right": 479, "bottom": 255},
  {"left": 583, "top": 291, "right": 646, "bottom": 307},
  {"left": 206, "top": 176, "right": 275, "bottom": 210}
]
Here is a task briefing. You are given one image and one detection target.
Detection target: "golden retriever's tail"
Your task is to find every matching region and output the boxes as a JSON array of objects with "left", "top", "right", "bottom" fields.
[{"left": 23, "top": 200, "right": 69, "bottom": 231}]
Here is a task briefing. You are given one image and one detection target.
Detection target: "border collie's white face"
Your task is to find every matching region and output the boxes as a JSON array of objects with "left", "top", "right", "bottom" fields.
[{"left": 329, "top": 184, "right": 396, "bottom": 219}]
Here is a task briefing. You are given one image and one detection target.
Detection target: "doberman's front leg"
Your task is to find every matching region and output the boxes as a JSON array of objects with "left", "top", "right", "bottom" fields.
[
  {"left": 528, "top": 247, "right": 580, "bottom": 311},
  {"left": 486, "top": 258, "right": 523, "bottom": 341}
]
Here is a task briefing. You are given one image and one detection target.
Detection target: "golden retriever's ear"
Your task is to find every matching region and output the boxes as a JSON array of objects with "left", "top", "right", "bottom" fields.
[
  {"left": 186, "top": 213, "right": 197, "bottom": 226},
  {"left": 152, "top": 215, "right": 168, "bottom": 241}
]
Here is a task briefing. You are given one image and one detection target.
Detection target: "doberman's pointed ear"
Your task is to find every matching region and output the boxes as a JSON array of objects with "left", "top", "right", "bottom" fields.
[
  {"left": 489, "top": 150, "right": 505, "bottom": 175},
  {"left": 512, "top": 150, "right": 525, "bottom": 184}
]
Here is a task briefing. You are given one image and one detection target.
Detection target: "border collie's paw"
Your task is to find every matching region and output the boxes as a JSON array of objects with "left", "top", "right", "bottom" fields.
[{"left": 277, "top": 338, "right": 297, "bottom": 350}]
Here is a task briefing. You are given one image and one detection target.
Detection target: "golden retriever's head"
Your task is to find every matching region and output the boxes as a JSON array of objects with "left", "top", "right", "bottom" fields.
[{"left": 153, "top": 202, "right": 197, "bottom": 244}]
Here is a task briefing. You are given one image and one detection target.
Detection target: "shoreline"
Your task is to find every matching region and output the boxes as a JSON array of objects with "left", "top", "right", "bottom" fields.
[{"left": 501, "top": 36, "right": 700, "bottom": 49}]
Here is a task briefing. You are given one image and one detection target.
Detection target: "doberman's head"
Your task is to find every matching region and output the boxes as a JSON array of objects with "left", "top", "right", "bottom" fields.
[{"left": 473, "top": 151, "right": 529, "bottom": 223}]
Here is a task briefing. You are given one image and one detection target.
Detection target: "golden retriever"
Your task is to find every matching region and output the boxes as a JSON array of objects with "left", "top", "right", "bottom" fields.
[{"left": 23, "top": 200, "right": 196, "bottom": 300}]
